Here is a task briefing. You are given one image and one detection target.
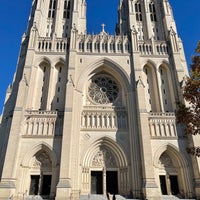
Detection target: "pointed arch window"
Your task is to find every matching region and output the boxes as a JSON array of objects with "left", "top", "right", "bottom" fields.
[
  {"left": 79, "top": 41, "right": 84, "bottom": 52},
  {"left": 149, "top": 2, "right": 157, "bottom": 22},
  {"left": 135, "top": 1, "right": 142, "bottom": 21},
  {"left": 48, "top": 0, "right": 57, "bottom": 18},
  {"left": 125, "top": 42, "right": 129, "bottom": 52},
  {"left": 63, "top": 0, "right": 70, "bottom": 19},
  {"left": 102, "top": 42, "right": 107, "bottom": 52},
  {"left": 87, "top": 42, "right": 92, "bottom": 52}
]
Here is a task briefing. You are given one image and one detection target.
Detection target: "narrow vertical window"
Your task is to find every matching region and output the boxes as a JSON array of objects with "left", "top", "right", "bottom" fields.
[
  {"left": 63, "top": 1, "right": 70, "bottom": 19},
  {"left": 149, "top": 2, "right": 157, "bottom": 22},
  {"left": 63, "top": 0, "right": 67, "bottom": 18},
  {"left": 48, "top": 0, "right": 57, "bottom": 19},
  {"left": 135, "top": 1, "right": 142, "bottom": 21}
]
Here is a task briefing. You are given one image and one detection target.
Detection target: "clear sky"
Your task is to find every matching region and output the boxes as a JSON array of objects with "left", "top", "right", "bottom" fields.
[{"left": 0, "top": 0, "right": 200, "bottom": 114}]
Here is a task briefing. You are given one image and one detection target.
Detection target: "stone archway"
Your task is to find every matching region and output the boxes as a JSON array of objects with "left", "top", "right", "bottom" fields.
[
  {"left": 81, "top": 138, "right": 129, "bottom": 196},
  {"left": 153, "top": 144, "right": 194, "bottom": 198},
  {"left": 19, "top": 143, "right": 58, "bottom": 199},
  {"left": 158, "top": 152, "right": 180, "bottom": 196}
]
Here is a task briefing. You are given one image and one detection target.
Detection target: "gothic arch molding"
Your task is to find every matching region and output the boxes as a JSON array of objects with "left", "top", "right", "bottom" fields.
[
  {"left": 153, "top": 143, "right": 193, "bottom": 196},
  {"left": 53, "top": 57, "right": 66, "bottom": 67},
  {"left": 142, "top": 59, "right": 157, "bottom": 71},
  {"left": 158, "top": 61, "right": 172, "bottom": 74},
  {"left": 153, "top": 143, "right": 188, "bottom": 168},
  {"left": 21, "top": 142, "right": 58, "bottom": 168},
  {"left": 37, "top": 56, "right": 51, "bottom": 67},
  {"left": 76, "top": 57, "right": 131, "bottom": 93},
  {"left": 81, "top": 136, "right": 128, "bottom": 168}
]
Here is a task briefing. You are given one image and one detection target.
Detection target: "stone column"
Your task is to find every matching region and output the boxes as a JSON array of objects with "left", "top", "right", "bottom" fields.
[
  {"left": 126, "top": 92, "right": 142, "bottom": 198},
  {"left": 136, "top": 80, "right": 162, "bottom": 200},
  {"left": 56, "top": 78, "right": 74, "bottom": 200}
]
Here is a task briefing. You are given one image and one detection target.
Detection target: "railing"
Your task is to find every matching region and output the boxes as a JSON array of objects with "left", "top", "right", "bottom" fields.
[
  {"left": 138, "top": 40, "right": 169, "bottom": 56},
  {"left": 76, "top": 34, "right": 130, "bottom": 54},
  {"left": 37, "top": 37, "right": 68, "bottom": 53},
  {"left": 148, "top": 112, "right": 177, "bottom": 138},
  {"left": 34, "top": 33, "right": 169, "bottom": 56},
  {"left": 81, "top": 106, "right": 128, "bottom": 131},
  {"left": 23, "top": 110, "right": 63, "bottom": 137}
]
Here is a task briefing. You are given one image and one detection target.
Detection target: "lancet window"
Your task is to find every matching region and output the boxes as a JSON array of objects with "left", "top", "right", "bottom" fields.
[
  {"left": 63, "top": 0, "right": 70, "bottom": 19},
  {"left": 135, "top": 1, "right": 142, "bottom": 21},
  {"left": 48, "top": 0, "right": 57, "bottom": 18},
  {"left": 149, "top": 1, "right": 157, "bottom": 22}
]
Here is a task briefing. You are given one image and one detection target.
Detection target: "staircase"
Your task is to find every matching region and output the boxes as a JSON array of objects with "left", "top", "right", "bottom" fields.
[
  {"left": 162, "top": 195, "right": 195, "bottom": 200},
  {"left": 24, "top": 195, "right": 196, "bottom": 200},
  {"left": 79, "top": 194, "right": 137, "bottom": 200},
  {"left": 25, "top": 196, "right": 50, "bottom": 200},
  {"left": 80, "top": 195, "right": 107, "bottom": 200},
  {"left": 25, "top": 196, "right": 43, "bottom": 200}
]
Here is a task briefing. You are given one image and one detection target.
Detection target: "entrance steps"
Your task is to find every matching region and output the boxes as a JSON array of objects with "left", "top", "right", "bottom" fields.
[
  {"left": 24, "top": 196, "right": 50, "bottom": 200},
  {"left": 25, "top": 196, "right": 43, "bottom": 200},
  {"left": 24, "top": 195, "right": 196, "bottom": 200},
  {"left": 79, "top": 194, "right": 137, "bottom": 200},
  {"left": 162, "top": 195, "right": 195, "bottom": 200},
  {"left": 79, "top": 195, "right": 196, "bottom": 200}
]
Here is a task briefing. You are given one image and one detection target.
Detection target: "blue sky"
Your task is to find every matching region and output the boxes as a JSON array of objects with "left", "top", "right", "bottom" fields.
[{"left": 0, "top": 0, "right": 200, "bottom": 114}]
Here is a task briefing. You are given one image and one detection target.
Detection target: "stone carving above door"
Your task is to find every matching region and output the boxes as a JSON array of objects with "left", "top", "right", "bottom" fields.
[{"left": 91, "top": 147, "right": 117, "bottom": 168}]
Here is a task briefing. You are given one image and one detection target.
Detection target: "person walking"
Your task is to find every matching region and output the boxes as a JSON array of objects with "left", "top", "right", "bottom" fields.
[{"left": 106, "top": 192, "right": 110, "bottom": 200}]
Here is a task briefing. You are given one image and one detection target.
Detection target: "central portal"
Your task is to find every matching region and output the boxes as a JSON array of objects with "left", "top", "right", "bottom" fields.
[{"left": 91, "top": 171, "right": 118, "bottom": 194}]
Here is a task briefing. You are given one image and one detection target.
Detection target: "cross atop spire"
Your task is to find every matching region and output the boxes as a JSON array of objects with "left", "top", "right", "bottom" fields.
[{"left": 101, "top": 23, "right": 106, "bottom": 32}]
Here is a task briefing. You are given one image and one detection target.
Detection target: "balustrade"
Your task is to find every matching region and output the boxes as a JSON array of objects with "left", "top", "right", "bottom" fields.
[
  {"left": 77, "top": 34, "right": 130, "bottom": 54},
  {"left": 37, "top": 37, "right": 68, "bottom": 53},
  {"left": 148, "top": 112, "right": 177, "bottom": 138},
  {"left": 23, "top": 110, "right": 63, "bottom": 137},
  {"left": 138, "top": 40, "right": 169, "bottom": 56},
  {"left": 34, "top": 34, "right": 169, "bottom": 56},
  {"left": 81, "top": 106, "right": 128, "bottom": 131}
]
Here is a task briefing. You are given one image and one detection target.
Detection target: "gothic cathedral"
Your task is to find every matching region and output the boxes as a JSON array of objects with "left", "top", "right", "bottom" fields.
[{"left": 0, "top": 0, "right": 200, "bottom": 200}]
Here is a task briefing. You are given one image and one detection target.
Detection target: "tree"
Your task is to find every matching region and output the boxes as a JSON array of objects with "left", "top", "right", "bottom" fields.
[{"left": 176, "top": 41, "right": 200, "bottom": 156}]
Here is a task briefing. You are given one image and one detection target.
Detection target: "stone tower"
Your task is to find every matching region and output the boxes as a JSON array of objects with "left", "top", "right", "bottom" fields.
[{"left": 0, "top": 0, "right": 200, "bottom": 199}]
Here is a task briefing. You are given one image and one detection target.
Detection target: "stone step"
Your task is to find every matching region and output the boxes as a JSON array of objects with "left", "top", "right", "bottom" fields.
[
  {"left": 24, "top": 194, "right": 196, "bottom": 200},
  {"left": 79, "top": 194, "right": 137, "bottom": 200},
  {"left": 162, "top": 195, "right": 196, "bottom": 200},
  {"left": 24, "top": 196, "right": 49, "bottom": 200}
]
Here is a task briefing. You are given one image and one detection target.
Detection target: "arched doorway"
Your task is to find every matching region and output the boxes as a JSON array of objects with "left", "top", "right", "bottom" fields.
[
  {"left": 82, "top": 138, "right": 129, "bottom": 196},
  {"left": 158, "top": 152, "right": 179, "bottom": 195},
  {"left": 29, "top": 150, "right": 53, "bottom": 197},
  {"left": 19, "top": 143, "right": 58, "bottom": 199},
  {"left": 154, "top": 144, "right": 194, "bottom": 198}
]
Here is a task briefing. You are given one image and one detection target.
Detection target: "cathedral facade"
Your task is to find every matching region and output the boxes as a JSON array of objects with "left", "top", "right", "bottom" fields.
[{"left": 0, "top": 0, "right": 200, "bottom": 199}]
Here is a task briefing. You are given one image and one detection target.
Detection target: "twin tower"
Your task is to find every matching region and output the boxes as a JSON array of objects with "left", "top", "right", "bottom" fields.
[{"left": 0, "top": 0, "right": 200, "bottom": 199}]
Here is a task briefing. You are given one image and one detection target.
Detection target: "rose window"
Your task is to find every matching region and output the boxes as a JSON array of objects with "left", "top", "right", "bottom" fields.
[{"left": 88, "top": 76, "right": 119, "bottom": 104}]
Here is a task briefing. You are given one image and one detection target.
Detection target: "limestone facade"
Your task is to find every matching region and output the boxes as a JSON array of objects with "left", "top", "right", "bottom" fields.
[{"left": 0, "top": 0, "right": 200, "bottom": 200}]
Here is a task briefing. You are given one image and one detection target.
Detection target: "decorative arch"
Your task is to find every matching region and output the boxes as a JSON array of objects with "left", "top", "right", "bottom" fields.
[
  {"left": 76, "top": 57, "right": 131, "bottom": 93},
  {"left": 81, "top": 136, "right": 128, "bottom": 168},
  {"left": 21, "top": 142, "right": 58, "bottom": 168},
  {"left": 142, "top": 59, "right": 157, "bottom": 70},
  {"left": 37, "top": 56, "right": 51, "bottom": 67},
  {"left": 158, "top": 62, "right": 175, "bottom": 112},
  {"left": 80, "top": 136, "right": 130, "bottom": 195},
  {"left": 158, "top": 60, "right": 170, "bottom": 69},
  {"left": 53, "top": 57, "right": 66, "bottom": 66},
  {"left": 153, "top": 143, "right": 193, "bottom": 197},
  {"left": 51, "top": 58, "right": 67, "bottom": 111},
  {"left": 142, "top": 60, "right": 160, "bottom": 112},
  {"left": 153, "top": 143, "right": 188, "bottom": 168}
]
